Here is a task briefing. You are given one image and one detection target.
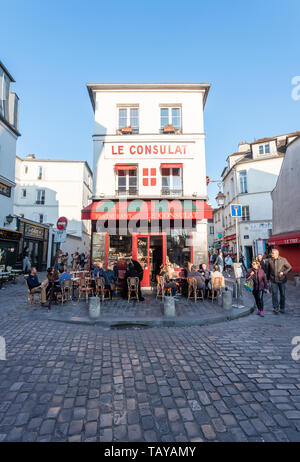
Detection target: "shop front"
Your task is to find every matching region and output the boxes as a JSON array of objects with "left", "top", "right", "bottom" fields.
[
  {"left": 0, "top": 228, "right": 22, "bottom": 267},
  {"left": 17, "top": 218, "right": 50, "bottom": 271},
  {"left": 269, "top": 232, "right": 300, "bottom": 273},
  {"left": 82, "top": 199, "right": 212, "bottom": 287}
]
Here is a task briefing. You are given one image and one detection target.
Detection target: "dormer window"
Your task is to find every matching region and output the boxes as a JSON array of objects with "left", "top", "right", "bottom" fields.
[
  {"left": 259, "top": 143, "right": 270, "bottom": 155},
  {"left": 118, "top": 107, "right": 139, "bottom": 134}
]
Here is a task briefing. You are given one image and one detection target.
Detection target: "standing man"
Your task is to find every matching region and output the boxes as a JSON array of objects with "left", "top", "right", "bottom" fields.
[
  {"left": 215, "top": 252, "right": 224, "bottom": 273},
  {"left": 267, "top": 249, "right": 292, "bottom": 314}
]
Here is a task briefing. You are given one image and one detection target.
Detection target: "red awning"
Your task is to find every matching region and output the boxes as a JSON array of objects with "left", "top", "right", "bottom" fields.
[
  {"left": 224, "top": 234, "right": 236, "bottom": 242},
  {"left": 82, "top": 200, "right": 213, "bottom": 221},
  {"left": 269, "top": 232, "right": 300, "bottom": 246},
  {"left": 114, "top": 164, "right": 137, "bottom": 171},
  {"left": 161, "top": 163, "right": 183, "bottom": 169}
]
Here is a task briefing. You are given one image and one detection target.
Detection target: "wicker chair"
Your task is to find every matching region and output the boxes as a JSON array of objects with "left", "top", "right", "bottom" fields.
[
  {"left": 77, "top": 277, "right": 93, "bottom": 303},
  {"left": 127, "top": 277, "right": 139, "bottom": 302},
  {"left": 95, "top": 277, "right": 111, "bottom": 302},
  {"left": 187, "top": 277, "right": 204, "bottom": 302},
  {"left": 24, "top": 276, "right": 41, "bottom": 305},
  {"left": 209, "top": 277, "right": 223, "bottom": 303},
  {"left": 61, "top": 279, "right": 73, "bottom": 304},
  {"left": 156, "top": 275, "right": 164, "bottom": 298}
]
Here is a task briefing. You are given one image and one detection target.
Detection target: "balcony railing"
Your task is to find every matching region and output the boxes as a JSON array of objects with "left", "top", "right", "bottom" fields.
[
  {"left": 36, "top": 200, "right": 45, "bottom": 205},
  {"left": 161, "top": 188, "right": 183, "bottom": 196},
  {"left": 116, "top": 188, "right": 138, "bottom": 197}
]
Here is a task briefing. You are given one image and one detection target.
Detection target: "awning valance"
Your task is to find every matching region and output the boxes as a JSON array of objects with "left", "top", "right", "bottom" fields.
[
  {"left": 161, "top": 163, "right": 183, "bottom": 169},
  {"left": 269, "top": 232, "right": 300, "bottom": 246},
  {"left": 114, "top": 164, "right": 137, "bottom": 171},
  {"left": 82, "top": 200, "right": 213, "bottom": 221},
  {"left": 224, "top": 234, "right": 236, "bottom": 242}
]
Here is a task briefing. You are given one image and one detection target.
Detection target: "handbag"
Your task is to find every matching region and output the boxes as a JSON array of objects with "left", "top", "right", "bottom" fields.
[{"left": 243, "top": 277, "right": 254, "bottom": 292}]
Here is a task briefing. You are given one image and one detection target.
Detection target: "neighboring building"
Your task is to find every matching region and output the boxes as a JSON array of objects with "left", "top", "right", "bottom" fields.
[
  {"left": 270, "top": 136, "right": 300, "bottom": 273},
  {"left": 219, "top": 130, "right": 299, "bottom": 268},
  {"left": 82, "top": 83, "right": 213, "bottom": 287},
  {"left": 0, "top": 61, "right": 21, "bottom": 267},
  {"left": 14, "top": 155, "right": 93, "bottom": 266},
  {"left": 207, "top": 217, "right": 215, "bottom": 250},
  {"left": 212, "top": 207, "right": 224, "bottom": 250}
]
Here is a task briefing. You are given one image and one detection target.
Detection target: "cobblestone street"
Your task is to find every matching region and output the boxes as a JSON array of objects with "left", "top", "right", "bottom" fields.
[{"left": 0, "top": 279, "right": 300, "bottom": 442}]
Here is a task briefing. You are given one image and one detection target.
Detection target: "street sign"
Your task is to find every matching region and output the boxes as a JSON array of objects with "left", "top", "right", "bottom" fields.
[
  {"left": 230, "top": 204, "right": 242, "bottom": 217},
  {"left": 54, "top": 230, "right": 66, "bottom": 243},
  {"left": 57, "top": 216, "right": 68, "bottom": 230}
]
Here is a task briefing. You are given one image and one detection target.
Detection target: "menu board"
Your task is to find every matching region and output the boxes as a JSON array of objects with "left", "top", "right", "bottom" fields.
[{"left": 92, "top": 233, "right": 106, "bottom": 262}]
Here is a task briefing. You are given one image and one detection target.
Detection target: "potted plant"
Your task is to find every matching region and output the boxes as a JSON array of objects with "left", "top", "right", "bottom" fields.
[
  {"left": 121, "top": 126, "right": 132, "bottom": 134},
  {"left": 163, "top": 124, "right": 175, "bottom": 134}
]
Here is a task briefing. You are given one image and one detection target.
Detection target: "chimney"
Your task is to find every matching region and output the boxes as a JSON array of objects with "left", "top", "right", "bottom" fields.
[{"left": 26, "top": 154, "right": 35, "bottom": 159}]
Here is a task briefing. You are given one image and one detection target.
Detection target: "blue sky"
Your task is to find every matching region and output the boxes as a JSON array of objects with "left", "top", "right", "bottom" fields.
[{"left": 1, "top": 0, "right": 300, "bottom": 204}]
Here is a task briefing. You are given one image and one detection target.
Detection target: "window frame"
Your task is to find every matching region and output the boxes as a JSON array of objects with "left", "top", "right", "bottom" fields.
[
  {"left": 241, "top": 205, "right": 250, "bottom": 221},
  {"left": 160, "top": 107, "right": 182, "bottom": 133},
  {"left": 239, "top": 171, "right": 248, "bottom": 194},
  {"left": 116, "top": 168, "right": 138, "bottom": 196},
  {"left": 118, "top": 107, "right": 139, "bottom": 133},
  {"left": 161, "top": 167, "right": 183, "bottom": 195},
  {"left": 36, "top": 189, "right": 45, "bottom": 205}
]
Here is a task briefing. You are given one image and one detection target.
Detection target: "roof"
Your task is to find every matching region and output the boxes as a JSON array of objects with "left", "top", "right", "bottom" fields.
[
  {"left": 16, "top": 156, "right": 93, "bottom": 175},
  {"left": 0, "top": 61, "right": 15, "bottom": 82},
  {"left": 252, "top": 137, "right": 276, "bottom": 145},
  {"left": 86, "top": 82, "right": 211, "bottom": 111}
]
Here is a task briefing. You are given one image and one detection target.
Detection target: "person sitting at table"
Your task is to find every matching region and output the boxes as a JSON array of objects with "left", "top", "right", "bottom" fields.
[
  {"left": 199, "top": 263, "right": 210, "bottom": 297},
  {"left": 159, "top": 265, "right": 177, "bottom": 296},
  {"left": 123, "top": 262, "right": 144, "bottom": 301},
  {"left": 208, "top": 264, "right": 226, "bottom": 296},
  {"left": 93, "top": 260, "right": 110, "bottom": 293},
  {"left": 188, "top": 265, "right": 206, "bottom": 293},
  {"left": 45, "top": 267, "right": 60, "bottom": 301},
  {"left": 26, "top": 267, "right": 47, "bottom": 305},
  {"left": 58, "top": 266, "right": 71, "bottom": 287},
  {"left": 105, "top": 262, "right": 117, "bottom": 299}
]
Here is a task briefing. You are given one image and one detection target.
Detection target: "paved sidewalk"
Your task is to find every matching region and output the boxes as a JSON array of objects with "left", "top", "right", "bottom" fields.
[
  {"left": 0, "top": 274, "right": 253, "bottom": 327},
  {"left": 0, "top": 278, "right": 300, "bottom": 442}
]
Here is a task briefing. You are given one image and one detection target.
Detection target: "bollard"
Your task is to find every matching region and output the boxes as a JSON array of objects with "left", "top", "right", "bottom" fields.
[
  {"left": 89, "top": 296, "right": 100, "bottom": 319},
  {"left": 295, "top": 275, "right": 300, "bottom": 287},
  {"left": 164, "top": 296, "right": 176, "bottom": 317},
  {"left": 222, "top": 289, "right": 232, "bottom": 310}
]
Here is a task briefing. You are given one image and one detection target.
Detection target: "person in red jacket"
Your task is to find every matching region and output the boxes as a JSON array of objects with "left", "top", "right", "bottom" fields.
[{"left": 246, "top": 260, "right": 268, "bottom": 317}]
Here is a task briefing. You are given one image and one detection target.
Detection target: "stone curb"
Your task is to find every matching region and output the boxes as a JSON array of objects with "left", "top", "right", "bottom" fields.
[{"left": 43, "top": 304, "right": 255, "bottom": 329}]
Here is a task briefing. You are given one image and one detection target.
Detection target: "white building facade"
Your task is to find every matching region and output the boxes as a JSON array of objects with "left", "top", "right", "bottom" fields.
[
  {"left": 219, "top": 131, "right": 299, "bottom": 267},
  {"left": 14, "top": 156, "right": 93, "bottom": 266},
  {"left": 0, "top": 61, "right": 21, "bottom": 267},
  {"left": 82, "top": 83, "right": 213, "bottom": 286}
]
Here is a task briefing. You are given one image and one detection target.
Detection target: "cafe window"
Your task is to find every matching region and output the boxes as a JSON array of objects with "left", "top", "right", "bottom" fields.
[
  {"left": 36, "top": 189, "right": 45, "bottom": 205},
  {"left": 118, "top": 107, "right": 139, "bottom": 133},
  {"left": 108, "top": 235, "right": 132, "bottom": 259},
  {"left": 160, "top": 107, "right": 181, "bottom": 133},
  {"left": 116, "top": 167, "right": 137, "bottom": 196},
  {"left": 161, "top": 167, "right": 182, "bottom": 195},
  {"left": 167, "top": 230, "right": 192, "bottom": 267}
]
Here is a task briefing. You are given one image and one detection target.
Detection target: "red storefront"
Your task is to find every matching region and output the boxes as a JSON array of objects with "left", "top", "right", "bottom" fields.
[
  {"left": 268, "top": 232, "right": 300, "bottom": 273},
  {"left": 82, "top": 199, "right": 213, "bottom": 287}
]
